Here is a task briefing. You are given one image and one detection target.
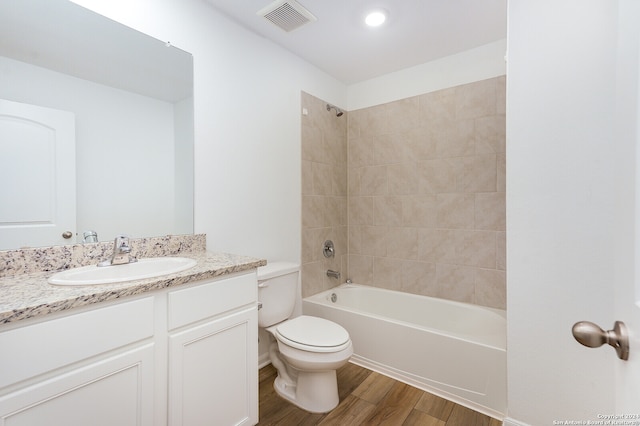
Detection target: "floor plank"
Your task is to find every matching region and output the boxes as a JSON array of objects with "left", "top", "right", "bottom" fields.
[
  {"left": 256, "top": 362, "right": 502, "bottom": 426},
  {"left": 413, "top": 392, "right": 456, "bottom": 421},
  {"left": 336, "top": 361, "right": 372, "bottom": 399},
  {"left": 445, "top": 405, "right": 493, "bottom": 426},
  {"left": 402, "top": 410, "right": 447, "bottom": 426},
  {"left": 317, "top": 394, "right": 376, "bottom": 426},
  {"left": 361, "top": 381, "right": 423, "bottom": 426},
  {"left": 351, "top": 371, "right": 396, "bottom": 404}
]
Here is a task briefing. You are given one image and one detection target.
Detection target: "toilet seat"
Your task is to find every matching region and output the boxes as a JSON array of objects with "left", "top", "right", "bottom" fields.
[{"left": 274, "top": 315, "right": 351, "bottom": 353}]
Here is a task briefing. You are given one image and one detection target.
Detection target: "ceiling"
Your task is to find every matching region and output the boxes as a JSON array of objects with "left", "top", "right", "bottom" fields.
[{"left": 202, "top": 0, "right": 507, "bottom": 85}]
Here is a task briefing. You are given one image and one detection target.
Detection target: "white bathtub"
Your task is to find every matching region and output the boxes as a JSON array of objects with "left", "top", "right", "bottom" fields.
[{"left": 303, "top": 284, "right": 506, "bottom": 418}]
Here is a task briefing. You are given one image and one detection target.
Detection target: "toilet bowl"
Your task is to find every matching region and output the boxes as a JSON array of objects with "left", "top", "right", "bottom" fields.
[{"left": 258, "top": 262, "right": 353, "bottom": 413}]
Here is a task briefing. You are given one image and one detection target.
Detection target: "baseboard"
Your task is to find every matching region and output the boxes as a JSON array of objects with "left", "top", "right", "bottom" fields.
[
  {"left": 258, "top": 352, "right": 271, "bottom": 369},
  {"left": 502, "top": 417, "right": 531, "bottom": 426}
]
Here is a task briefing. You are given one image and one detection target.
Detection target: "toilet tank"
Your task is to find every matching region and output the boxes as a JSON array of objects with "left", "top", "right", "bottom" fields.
[{"left": 257, "top": 262, "right": 299, "bottom": 328}]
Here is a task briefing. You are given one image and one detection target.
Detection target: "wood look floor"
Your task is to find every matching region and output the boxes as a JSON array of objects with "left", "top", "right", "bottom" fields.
[{"left": 257, "top": 363, "right": 502, "bottom": 426}]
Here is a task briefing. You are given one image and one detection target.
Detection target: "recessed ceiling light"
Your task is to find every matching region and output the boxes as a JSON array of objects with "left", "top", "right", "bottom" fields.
[{"left": 365, "top": 9, "right": 387, "bottom": 27}]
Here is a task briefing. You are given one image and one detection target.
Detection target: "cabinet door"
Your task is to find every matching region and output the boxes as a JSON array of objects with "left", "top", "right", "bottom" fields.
[
  {"left": 0, "top": 344, "right": 154, "bottom": 426},
  {"left": 168, "top": 306, "right": 258, "bottom": 426}
]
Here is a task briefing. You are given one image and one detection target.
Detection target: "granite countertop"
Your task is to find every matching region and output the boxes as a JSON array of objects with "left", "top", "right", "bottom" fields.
[{"left": 0, "top": 251, "right": 266, "bottom": 325}]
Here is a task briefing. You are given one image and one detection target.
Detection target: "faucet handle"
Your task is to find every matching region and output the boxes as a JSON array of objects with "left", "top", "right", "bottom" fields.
[
  {"left": 98, "top": 235, "right": 135, "bottom": 266},
  {"left": 114, "top": 235, "right": 131, "bottom": 253}
]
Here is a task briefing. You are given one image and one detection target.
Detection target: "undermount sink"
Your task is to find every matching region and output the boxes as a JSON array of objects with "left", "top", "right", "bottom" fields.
[{"left": 48, "top": 257, "right": 197, "bottom": 286}]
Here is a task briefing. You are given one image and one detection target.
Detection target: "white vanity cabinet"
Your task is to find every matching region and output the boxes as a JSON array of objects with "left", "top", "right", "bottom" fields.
[
  {"left": 0, "top": 296, "right": 156, "bottom": 425},
  {"left": 167, "top": 273, "right": 258, "bottom": 426},
  {"left": 0, "top": 270, "right": 259, "bottom": 426}
]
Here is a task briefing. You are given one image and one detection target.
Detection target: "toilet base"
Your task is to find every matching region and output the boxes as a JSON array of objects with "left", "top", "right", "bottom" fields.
[
  {"left": 273, "top": 369, "right": 339, "bottom": 414},
  {"left": 263, "top": 319, "right": 352, "bottom": 414}
]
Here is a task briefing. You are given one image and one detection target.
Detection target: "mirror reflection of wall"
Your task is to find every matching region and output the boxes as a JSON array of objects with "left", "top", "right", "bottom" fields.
[{"left": 0, "top": 0, "right": 194, "bottom": 250}]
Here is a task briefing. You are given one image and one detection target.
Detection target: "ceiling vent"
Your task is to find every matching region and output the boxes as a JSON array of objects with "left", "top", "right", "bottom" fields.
[{"left": 257, "top": 0, "right": 317, "bottom": 32}]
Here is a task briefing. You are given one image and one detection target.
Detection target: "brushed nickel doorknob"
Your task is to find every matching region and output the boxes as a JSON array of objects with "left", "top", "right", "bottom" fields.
[
  {"left": 62, "top": 231, "right": 73, "bottom": 239},
  {"left": 572, "top": 321, "right": 629, "bottom": 360}
]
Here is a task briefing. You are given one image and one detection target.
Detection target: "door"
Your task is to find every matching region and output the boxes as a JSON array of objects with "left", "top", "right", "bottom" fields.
[
  {"left": 614, "top": 0, "right": 640, "bottom": 410},
  {"left": 0, "top": 99, "right": 76, "bottom": 249},
  {"left": 506, "top": 1, "right": 640, "bottom": 424}
]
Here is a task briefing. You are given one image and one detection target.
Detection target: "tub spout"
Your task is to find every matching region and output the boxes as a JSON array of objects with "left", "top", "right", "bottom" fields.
[{"left": 326, "top": 269, "right": 340, "bottom": 279}]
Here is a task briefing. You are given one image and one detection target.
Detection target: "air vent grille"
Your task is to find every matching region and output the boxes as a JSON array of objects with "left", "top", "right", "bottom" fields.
[{"left": 257, "top": 0, "right": 317, "bottom": 32}]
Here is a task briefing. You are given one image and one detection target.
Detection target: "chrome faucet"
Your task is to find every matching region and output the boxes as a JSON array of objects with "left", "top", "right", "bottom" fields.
[{"left": 98, "top": 235, "right": 137, "bottom": 267}]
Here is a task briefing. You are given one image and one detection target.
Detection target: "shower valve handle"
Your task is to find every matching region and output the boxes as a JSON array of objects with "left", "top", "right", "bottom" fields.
[{"left": 323, "top": 240, "right": 335, "bottom": 258}]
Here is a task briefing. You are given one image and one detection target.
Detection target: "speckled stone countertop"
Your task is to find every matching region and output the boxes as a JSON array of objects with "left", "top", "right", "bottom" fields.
[{"left": 0, "top": 235, "right": 266, "bottom": 324}]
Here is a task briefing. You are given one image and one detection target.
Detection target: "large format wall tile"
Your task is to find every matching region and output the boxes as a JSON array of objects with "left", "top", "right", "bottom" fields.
[{"left": 302, "top": 77, "right": 506, "bottom": 309}]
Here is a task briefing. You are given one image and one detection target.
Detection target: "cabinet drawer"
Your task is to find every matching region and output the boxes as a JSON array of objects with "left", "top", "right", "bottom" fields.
[
  {"left": 168, "top": 272, "right": 257, "bottom": 330},
  {"left": 0, "top": 297, "right": 154, "bottom": 389}
]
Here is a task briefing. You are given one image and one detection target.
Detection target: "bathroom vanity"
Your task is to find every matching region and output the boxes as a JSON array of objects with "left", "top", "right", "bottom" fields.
[{"left": 0, "top": 238, "right": 265, "bottom": 426}]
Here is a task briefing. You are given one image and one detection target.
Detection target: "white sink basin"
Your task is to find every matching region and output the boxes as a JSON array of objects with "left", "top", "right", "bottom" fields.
[{"left": 48, "top": 257, "right": 197, "bottom": 286}]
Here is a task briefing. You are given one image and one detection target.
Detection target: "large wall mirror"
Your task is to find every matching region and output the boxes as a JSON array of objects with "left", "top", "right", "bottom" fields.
[{"left": 0, "top": 0, "right": 194, "bottom": 250}]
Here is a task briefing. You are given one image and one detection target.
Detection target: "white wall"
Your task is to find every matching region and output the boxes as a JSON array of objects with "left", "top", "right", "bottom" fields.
[
  {"left": 0, "top": 55, "right": 176, "bottom": 242},
  {"left": 347, "top": 39, "right": 506, "bottom": 110},
  {"left": 71, "top": 0, "right": 347, "bottom": 263},
  {"left": 174, "top": 96, "right": 194, "bottom": 235},
  {"left": 506, "top": 1, "right": 620, "bottom": 424}
]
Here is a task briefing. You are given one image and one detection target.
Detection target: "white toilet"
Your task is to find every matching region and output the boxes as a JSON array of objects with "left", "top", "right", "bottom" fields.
[{"left": 257, "top": 261, "right": 353, "bottom": 413}]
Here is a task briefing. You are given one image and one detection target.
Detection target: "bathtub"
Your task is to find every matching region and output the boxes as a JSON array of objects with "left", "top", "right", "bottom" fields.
[{"left": 303, "top": 284, "right": 506, "bottom": 418}]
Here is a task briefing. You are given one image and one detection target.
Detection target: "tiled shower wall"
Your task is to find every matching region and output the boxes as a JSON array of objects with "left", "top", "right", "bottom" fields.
[
  {"left": 300, "top": 92, "right": 348, "bottom": 297},
  {"left": 302, "top": 76, "right": 506, "bottom": 309}
]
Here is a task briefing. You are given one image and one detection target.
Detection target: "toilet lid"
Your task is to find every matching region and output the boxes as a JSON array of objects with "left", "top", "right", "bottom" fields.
[{"left": 276, "top": 316, "right": 350, "bottom": 349}]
